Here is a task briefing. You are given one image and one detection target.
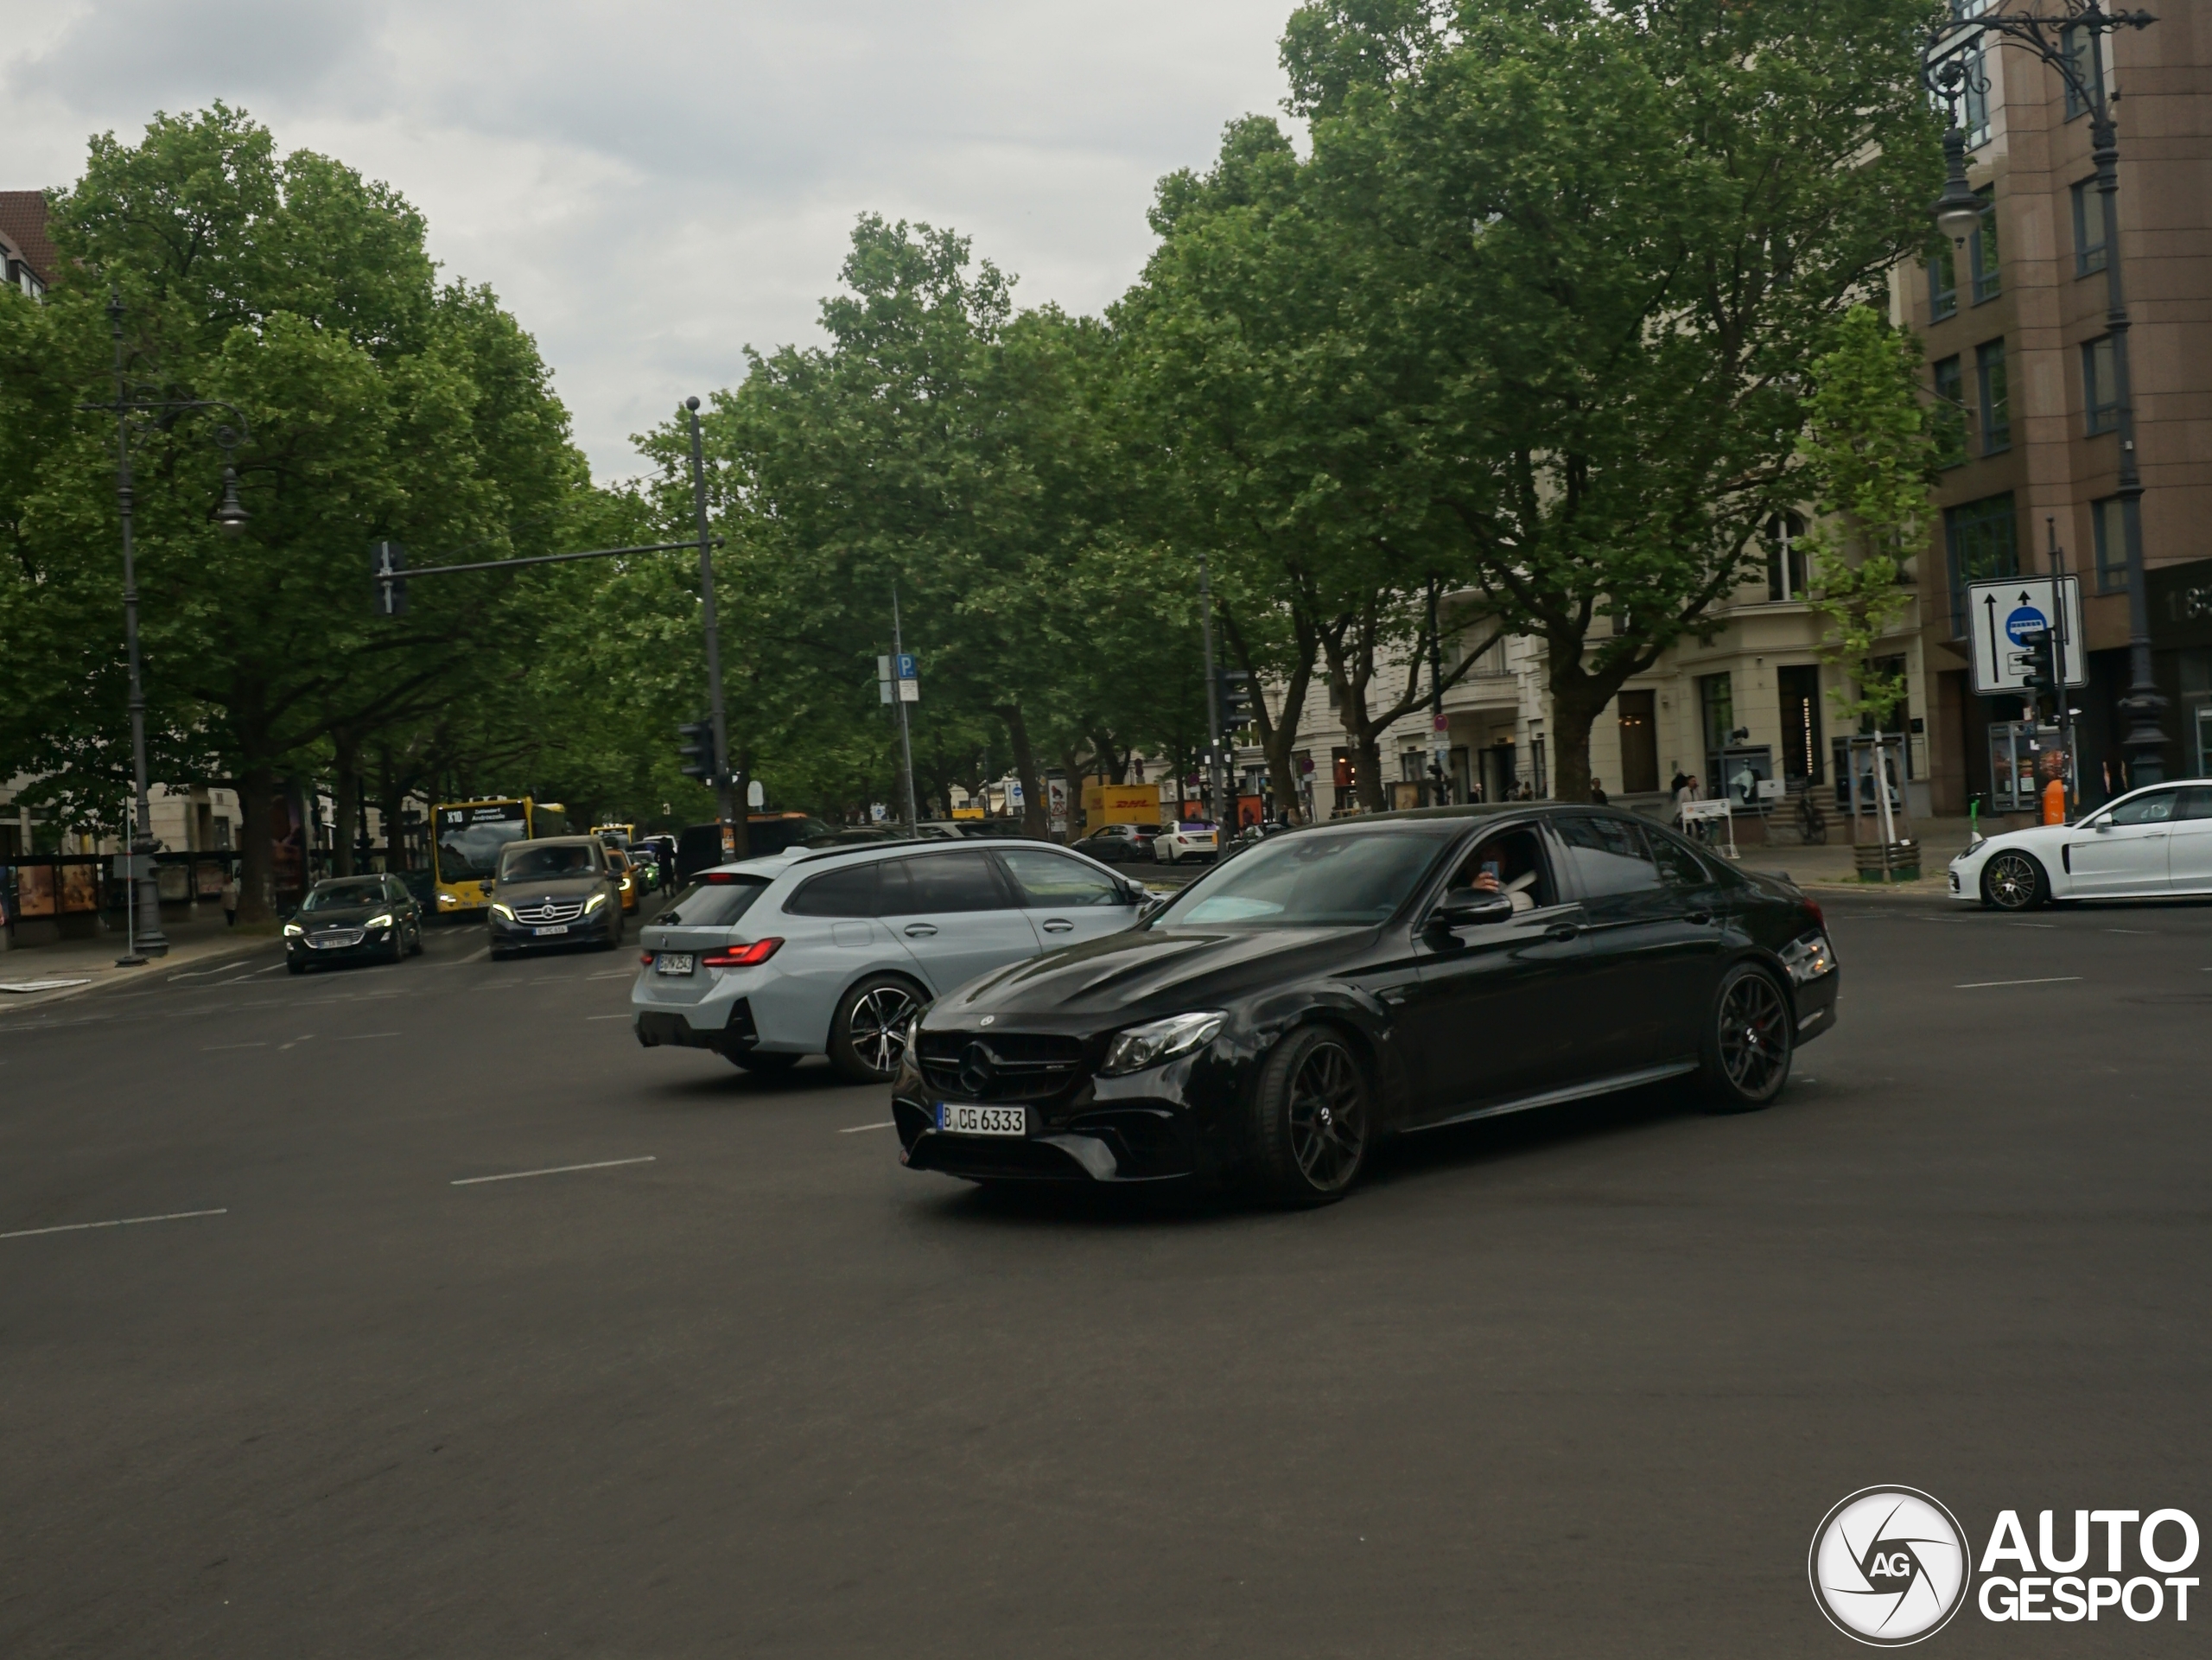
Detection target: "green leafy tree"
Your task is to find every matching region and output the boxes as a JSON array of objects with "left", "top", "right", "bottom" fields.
[{"left": 1797, "top": 305, "right": 1936, "bottom": 734}]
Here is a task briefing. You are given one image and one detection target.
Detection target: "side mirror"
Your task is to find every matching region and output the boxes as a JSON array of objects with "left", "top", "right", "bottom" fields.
[
  {"left": 1428, "top": 888, "right": 1516, "bottom": 930},
  {"left": 1136, "top": 896, "right": 1166, "bottom": 924},
  {"left": 483, "top": 879, "right": 497, "bottom": 893}
]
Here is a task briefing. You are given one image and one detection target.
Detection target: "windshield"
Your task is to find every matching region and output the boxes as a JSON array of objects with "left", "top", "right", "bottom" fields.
[
  {"left": 661, "top": 876, "right": 769, "bottom": 928},
  {"left": 499, "top": 843, "right": 599, "bottom": 882},
  {"left": 435, "top": 807, "right": 528, "bottom": 884},
  {"left": 302, "top": 879, "right": 385, "bottom": 913},
  {"left": 1156, "top": 830, "right": 1442, "bottom": 929}
]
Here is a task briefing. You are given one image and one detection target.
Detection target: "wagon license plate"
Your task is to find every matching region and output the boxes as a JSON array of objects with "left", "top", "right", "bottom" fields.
[
  {"left": 654, "top": 952, "right": 695, "bottom": 976},
  {"left": 936, "top": 1102, "right": 1026, "bottom": 1137},
  {"left": 532, "top": 924, "right": 569, "bottom": 936}
]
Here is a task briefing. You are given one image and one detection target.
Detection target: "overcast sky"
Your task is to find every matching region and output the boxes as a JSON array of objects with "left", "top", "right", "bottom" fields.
[{"left": 1, "top": 0, "right": 1295, "bottom": 478}]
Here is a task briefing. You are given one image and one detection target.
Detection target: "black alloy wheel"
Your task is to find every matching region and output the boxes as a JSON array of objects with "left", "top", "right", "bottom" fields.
[
  {"left": 1980, "top": 850, "right": 2048, "bottom": 911},
  {"left": 725, "top": 1049, "right": 803, "bottom": 1075},
  {"left": 1249, "top": 1025, "right": 1370, "bottom": 1206},
  {"left": 1699, "top": 963, "right": 1792, "bottom": 1112},
  {"left": 827, "top": 975, "right": 925, "bottom": 1084}
]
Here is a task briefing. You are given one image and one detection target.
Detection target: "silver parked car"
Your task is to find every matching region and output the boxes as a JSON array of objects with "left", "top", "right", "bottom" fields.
[{"left": 631, "top": 840, "right": 1150, "bottom": 1081}]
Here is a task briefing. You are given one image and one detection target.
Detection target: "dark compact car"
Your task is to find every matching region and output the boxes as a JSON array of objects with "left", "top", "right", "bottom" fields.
[
  {"left": 486, "top": 836, "right": 626, "bottom": 959},
  {"left": 284, "top": 874, "right": 424, "bottom": 973},
  {"left": 894, "top": 805, "right": 1839, "bottom": 1206},
  {"left": 1071, "top": 822, "right": 1161, "bottom": 864}
]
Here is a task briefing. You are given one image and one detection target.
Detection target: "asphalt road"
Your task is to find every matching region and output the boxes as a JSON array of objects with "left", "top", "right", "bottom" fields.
[{"left": 3, "top": 894, "right": 2208, "bottom": 1657}]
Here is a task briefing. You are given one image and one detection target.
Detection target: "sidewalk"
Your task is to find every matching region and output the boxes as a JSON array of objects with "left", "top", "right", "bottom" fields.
[
  {"left": 0, "top": 914, "right": 279, "bottom": 1012},
  {"left": 1730, "top": 814, "right": 1977, "bottom": 900}
]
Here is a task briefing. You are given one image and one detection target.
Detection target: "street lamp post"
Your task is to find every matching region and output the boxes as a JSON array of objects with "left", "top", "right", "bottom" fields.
[
  {"left": 1923, "top": 1, "right": 2165, "bottom": 786},
  {"left": 86, "top": 294, "right": 251, "bottom": 964}
]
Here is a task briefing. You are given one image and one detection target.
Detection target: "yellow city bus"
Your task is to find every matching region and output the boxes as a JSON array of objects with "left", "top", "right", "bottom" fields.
[{"left": 430, "top": 798, "right": 569, "bottom": 915}]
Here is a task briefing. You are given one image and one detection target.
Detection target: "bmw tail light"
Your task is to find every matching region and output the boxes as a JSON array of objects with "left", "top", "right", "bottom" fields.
[{"left": 702, "top": 938, "right": 783, "bottom": 969}]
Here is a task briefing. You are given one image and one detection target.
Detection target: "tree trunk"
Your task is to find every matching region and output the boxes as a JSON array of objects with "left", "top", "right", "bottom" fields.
[
  {"left": 332, "top": 735, "right": 359, "bottom": 877},
  {"left": 1546, "top": 640, "right": 1630, "bottom": 805},
  {"left": 236, "top": 766, "right": 277, "bottom": 925},
  {"left": 999, "top": 703, "right": 1048, "bottom": 838},
  {"left": 1218, "top": 603, "right": 1319, "bottom": 825}
]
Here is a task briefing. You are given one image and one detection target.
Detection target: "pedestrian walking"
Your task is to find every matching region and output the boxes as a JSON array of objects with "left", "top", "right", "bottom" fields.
[
  {"left": 219, "top": 870, "right": 240, "bottom": 926},
  {"left": 1589, "top": 777, "right": 1608, "bottom": 805}
]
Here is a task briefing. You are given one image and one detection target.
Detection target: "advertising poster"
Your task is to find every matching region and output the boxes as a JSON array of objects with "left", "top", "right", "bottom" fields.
[
  {"left": 16, "top": 864, "right": 54, "bottom": 918},
  {"left": 196, "top": 862, "right": 227, "bottom": 898},
  {"left": 60, "top": 862, "right": 99, "bottom": 913}
]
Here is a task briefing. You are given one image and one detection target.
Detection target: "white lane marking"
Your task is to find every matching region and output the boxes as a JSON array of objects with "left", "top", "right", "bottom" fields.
[
  {"left": 461, "top": 946, "right": 491, "bottom": 964},
  {"left": 277, "top": 1036, "right": 315, "bottom": 1050},
  {"left": 2, "top": 1207, "right": 226, "bottom": 1241},
  {"left": 253, "top": 963, "right": 286, "bottom": 974},
  {"left": 451, "top": 1155, "right": 656, "bottom": 1186},
  {"left": 588, "top": 970, "right": 632, "bottom": 980},
  {"left": 201, "top": 1041, "right": 268, "bottom": 1051},
  {"left": 1955, "top": 976, "right": 2082, "bottom": 989},
  {"left": 586, "top": 1013, "right": 628, "bottom": 1021},
  {"left": 333, "top": 1031, "right": 402, "bottom": 1040},
  {"left": 839, "top": 1121, "right": 897, "bottom": 1134},
  {"left": 2105, "top": 928, "right": 2157, "bottom": 936}
]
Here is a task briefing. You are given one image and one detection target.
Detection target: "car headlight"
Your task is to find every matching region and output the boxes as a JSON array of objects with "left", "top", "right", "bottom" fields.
[
  {"left": 366, "top": 913, "right": 393, "bottom": 930},
  {"left": 283, "top": 923, "right": 303, "bottom": 937},
  {"left": 1100, "top": 1010, "right": 1225, "bottom": 1077},
  {"left": 1779, "top": 931, "right": 1835, "bottom": 984},
  {"left": 490, "top": 902, "right": 515, "bottom": 920},
  {"left": 585, "top": 892, "right": 608, "bottom": 913}
]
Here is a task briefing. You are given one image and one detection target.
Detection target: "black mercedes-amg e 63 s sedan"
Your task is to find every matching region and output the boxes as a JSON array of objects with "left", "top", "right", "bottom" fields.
[{"left": 893, "top": 805, "right": 1838, "bottom": 1206}]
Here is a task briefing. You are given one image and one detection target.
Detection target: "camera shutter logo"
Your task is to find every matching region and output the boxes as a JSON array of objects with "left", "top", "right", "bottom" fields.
[{"left": 1809, "top": 1488, "right": 1970, "bottom": 1645}]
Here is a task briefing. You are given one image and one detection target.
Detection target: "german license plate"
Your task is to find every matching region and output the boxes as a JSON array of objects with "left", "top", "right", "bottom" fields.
[
  {"left": 532, "top": 924, "right": 569, "bottom": 937},
  {"left": 937, "top": 1102, "right": 1025, "bottom": 1136},
  {"left": 655, "top": 953, "right": 694, "bottom": 976}
]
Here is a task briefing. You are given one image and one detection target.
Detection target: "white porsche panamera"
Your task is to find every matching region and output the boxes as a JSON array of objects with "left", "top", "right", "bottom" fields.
[{"left": 1948, "top": 779, "right": 2212, "bottom": 909}]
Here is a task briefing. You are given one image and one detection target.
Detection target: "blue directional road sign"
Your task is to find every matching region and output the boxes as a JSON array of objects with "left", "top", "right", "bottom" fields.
[{"left": 1968, "top": 576, "right": 2086, "bottom": 695}]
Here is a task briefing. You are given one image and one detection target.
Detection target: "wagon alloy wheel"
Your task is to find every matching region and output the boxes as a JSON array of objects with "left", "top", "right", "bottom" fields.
[
  {"left": 829, "top": 976, "right": 924, "bottom": 1084},
  {"left": 852, "top": 987, "right": 915, "bottom": 1072},
  {"left": 1718, "top": 972, "right": 1787, "bottom": 1097},
  {"left": 1287, "top": 1041, "right": 1367, "bottom": 1192},
  {"left": 1983, "top": 850, "right": 2044, "bottom": 910}
]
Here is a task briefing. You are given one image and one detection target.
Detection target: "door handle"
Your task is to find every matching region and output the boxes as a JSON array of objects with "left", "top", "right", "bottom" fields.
[
  {"left": 1545, "top": 923, "right": 1580, "bottom": 941},
  {"left": 1041, "top": 919, "right": 1074, "bottom": 933},
  {"left": 1686, "top": 910, "right": 1713, "bottom": 925},
  {"left": 903, "top": 924, "right": 938, "bottom": 938}
]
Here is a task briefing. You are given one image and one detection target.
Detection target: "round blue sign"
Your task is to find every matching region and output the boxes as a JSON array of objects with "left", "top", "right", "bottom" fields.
[{"left": 2005, "top": 605, "right": 2048, "bottom": 646}]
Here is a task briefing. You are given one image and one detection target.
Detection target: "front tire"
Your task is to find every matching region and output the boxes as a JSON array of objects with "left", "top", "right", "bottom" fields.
[
  {"left": 1980, "top": 850, "right": 2048, "bottom": 911},
  {"left": 1699, "top": 963, "right": 1792, "bottom": 1112},
  {"left": 826, "top": 975, "right": 925, "bottom": 1084},
  {"left": 1249, "top": 1026, "right": 1370, "bottom": 1206}
]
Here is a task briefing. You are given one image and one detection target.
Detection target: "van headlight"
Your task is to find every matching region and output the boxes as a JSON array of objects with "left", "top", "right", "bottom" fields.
[
  {"left": 585, "top": 892, "right": 608, "bottom": 913},
  {"left": 1100, "top": 1011, "right": 1225, "bottom": 1076},
  {"left": 490, "top": 902, "right": 515, "bottom": 920}
]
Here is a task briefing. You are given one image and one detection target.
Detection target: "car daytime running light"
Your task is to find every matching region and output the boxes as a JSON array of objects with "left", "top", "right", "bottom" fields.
[
  {"left": 702, "top": 938, "right": 783, "bottom": 969},
  {"left": 1779, "top": 931, "right": 1835, "bottom": 985},
  {"left": 366, "top": 913, "right": 394, "bottom": 929},
  {"left": 490, "top": 902, "right": 515, "bottom": 920},
  {"left": 585, "top": 892, "right": 608, "bottom": 913},
  {"left": 283, "top": 922, "right": 303, "bottom": 937},
  {"left": 1100, "top": 1010, "right": 1224, "bottom": 1077}
]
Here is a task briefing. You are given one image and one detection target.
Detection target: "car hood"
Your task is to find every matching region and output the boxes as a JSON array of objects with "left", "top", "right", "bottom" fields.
[
  {"left": 296, "top": 904, "right": 387, "bottom": 927},
  {"left": 929, "top": 923, "right": 1374, "bottom": 1027},
  {"left": 497, "top": 875, "right": 606, "bottom": 901}
]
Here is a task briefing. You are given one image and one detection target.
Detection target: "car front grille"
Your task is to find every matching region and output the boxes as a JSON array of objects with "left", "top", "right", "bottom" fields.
[
  {"left": 308, "top": 930, "right": 366, "bottom": 949},
  {"left": 510, "top": 897, "right": 586, "bottom": 924},
  {"left": 917, "top": 1030, "right": 1089, "bottom": 1103}
]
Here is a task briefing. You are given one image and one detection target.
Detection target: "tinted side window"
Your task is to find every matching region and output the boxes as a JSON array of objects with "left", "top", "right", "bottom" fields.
[
  {"left": 2177, "top": 786, "right": 2212, "bottom": 822},
  {"left": 785, "top": 863, "right": 880, "bottom": 918},
  {"left": 1554, "top": 815, "right": 1662, "bottom": 898},
  {"left": 2108, "top": 789, "right": 2180, "bottom": 825},
  {"left": 1000, "top": 849, "right": 1126, "bottom": 908},
  {"left": 1645, "top": 827, "right": 1713, "bottom": 888},
  {"left": 887, "top": 852, "right": 1010, "bottom": 914}
]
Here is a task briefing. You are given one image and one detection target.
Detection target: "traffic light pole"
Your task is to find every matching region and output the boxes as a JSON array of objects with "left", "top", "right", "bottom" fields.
[
  {"left": 891, "top": 582, "right": 919, "bottom": 834},
  {"left": 684, "top": 398, "right": 741, "bottom": 843}
]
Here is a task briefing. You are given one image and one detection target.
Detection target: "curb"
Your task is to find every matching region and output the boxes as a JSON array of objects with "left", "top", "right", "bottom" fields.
[{"left": 0, "top": 933, "right": 280, "bottom": 1015}]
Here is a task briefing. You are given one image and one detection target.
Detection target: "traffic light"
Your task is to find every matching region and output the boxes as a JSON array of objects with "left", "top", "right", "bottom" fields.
[
  {"left": 1218, "top": 669, "right": 1258, "bottom": 728},
  {"left": 677, "top": 717, "right": 713, "bottom": 783},
  {"left": 2019, "top": 626, "right": 2058, "bottom": 696},
  {"left": 371, "top": 540, "right": 407, "bottom": 616}
]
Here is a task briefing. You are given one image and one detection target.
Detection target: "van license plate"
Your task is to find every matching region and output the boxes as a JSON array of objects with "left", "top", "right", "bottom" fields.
[
  {"left": 532, "top": 925, "right": 569, "bottom": 936},
  {"left": 937, "top": 1102, "right": 1026, "bottom": 1136},
  {"left": 655, "top": 953, "right": 694, "bottom": 975}
]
